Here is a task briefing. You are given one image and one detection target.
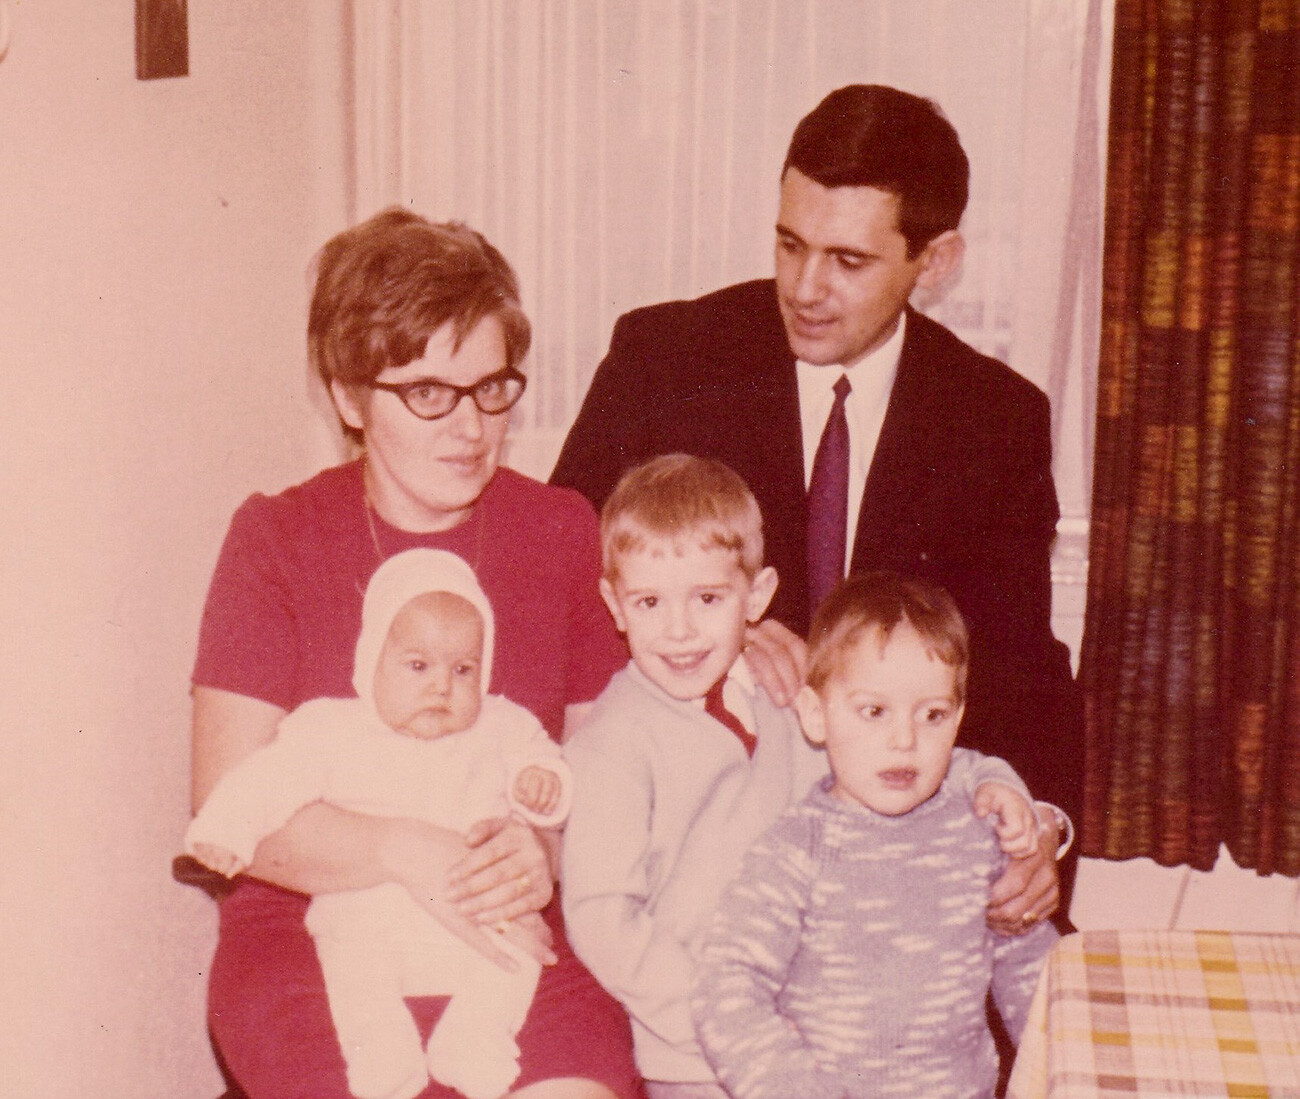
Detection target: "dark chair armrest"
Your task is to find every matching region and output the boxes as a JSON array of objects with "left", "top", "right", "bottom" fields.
[{"left": 172, "top": 854, "right": 238, "bottom": 901}]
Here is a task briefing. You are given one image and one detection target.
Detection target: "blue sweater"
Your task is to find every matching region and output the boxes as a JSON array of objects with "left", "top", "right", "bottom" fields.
[{"left": 692, "top": 773, "right": 1058, "bottom": 1099}]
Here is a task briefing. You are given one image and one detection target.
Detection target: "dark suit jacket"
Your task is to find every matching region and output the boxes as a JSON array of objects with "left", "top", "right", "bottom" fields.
[{"left": 552, "top": 278, "right": 1083, "bottom": 834}]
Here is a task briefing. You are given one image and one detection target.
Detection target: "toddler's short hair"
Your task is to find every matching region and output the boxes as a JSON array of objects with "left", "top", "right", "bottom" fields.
[
  {"left": 601, "top": 455, "right": 765, "bottom": 580},
  {"left": 806, "top": 571, "right": 969, "bottom": 701}
]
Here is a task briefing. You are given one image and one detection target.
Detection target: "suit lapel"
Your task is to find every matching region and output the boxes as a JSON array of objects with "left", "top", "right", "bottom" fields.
[
  {"left": 717, "top": 283, "right": 809, "bottom": 627},
  {"left": 851, "top": 308, "right": 942, "bottom": 571},
  {"left": 748, "top": 295, "right": 806, "bottom": 519}
]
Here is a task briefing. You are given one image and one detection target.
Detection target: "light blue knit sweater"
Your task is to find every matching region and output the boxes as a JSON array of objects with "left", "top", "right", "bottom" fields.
[{"left": 692, "top": 765, "right": 1058, "bottom": 1099}]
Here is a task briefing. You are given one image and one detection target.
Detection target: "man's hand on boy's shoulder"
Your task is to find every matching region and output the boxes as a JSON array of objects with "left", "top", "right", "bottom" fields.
[
  {"left": 742, "top": 618, "right": 807, "bottom": 707},
  {"left": 986, "top": 820, "right": 1060, "bottom": 935}
]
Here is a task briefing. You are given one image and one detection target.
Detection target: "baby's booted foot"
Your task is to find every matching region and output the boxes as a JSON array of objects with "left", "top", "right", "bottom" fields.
[{"left": 426, "top": 1026, "right": 521, "bottom": 1099}]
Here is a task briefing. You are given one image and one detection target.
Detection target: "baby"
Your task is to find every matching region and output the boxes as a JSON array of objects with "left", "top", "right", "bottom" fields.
[
  {"left": 692, "top": 570, "right": 1058, "bottom": 1099},
  {"left": 186, "top": 548, "right": 570, "bottom": 1099}
]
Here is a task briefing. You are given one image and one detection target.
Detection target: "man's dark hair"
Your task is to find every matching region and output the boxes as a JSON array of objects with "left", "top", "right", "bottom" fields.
[{"left": 784, "top": 85, "right": 970, "bottom": 257}]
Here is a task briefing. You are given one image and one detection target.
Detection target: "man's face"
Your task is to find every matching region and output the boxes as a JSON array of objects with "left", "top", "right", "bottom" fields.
[{"left": 774, "top": 167, "right": 956, "bottom": 368}]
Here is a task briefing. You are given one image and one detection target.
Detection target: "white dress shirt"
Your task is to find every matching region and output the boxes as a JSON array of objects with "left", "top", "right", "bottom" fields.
[{"left": 796, "top": 313, "right": 907, "bottom": 571}]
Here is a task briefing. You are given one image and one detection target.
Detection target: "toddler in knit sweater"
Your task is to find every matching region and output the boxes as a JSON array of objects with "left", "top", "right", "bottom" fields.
[{"left": 693, "top": 570, "right": 1059, "bottom": 1099}]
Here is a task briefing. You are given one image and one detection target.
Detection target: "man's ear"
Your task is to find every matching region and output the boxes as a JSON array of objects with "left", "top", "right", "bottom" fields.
[
  {"left": 329, "top": 378, "right": 367, "bottom": 434},
  {"left": 794, "top": 684, "right": 827, "bottom": 746},
  {"left": 598, "top": 577, "right": 627, "bottom": 633},
  {"left": 745, "top": 566, "right": 779, "bottom": 623},
  {"left": 914, "top": 230, "right": 965, "bottom": 292}
]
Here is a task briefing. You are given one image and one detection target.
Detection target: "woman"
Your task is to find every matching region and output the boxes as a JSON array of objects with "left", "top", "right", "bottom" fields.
[{"left": 191, "top": 208, "right": 641, "bottom": 1099}]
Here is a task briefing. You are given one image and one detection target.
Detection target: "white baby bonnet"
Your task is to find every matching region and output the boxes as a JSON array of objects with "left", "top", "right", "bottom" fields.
[{"left": 351, "top": 548, "right": 496, "bottom": 704}]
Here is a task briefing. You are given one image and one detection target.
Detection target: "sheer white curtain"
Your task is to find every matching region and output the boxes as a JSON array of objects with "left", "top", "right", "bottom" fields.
[{"left": 349, "top": 0, "right": 1109, "bottom": 592}]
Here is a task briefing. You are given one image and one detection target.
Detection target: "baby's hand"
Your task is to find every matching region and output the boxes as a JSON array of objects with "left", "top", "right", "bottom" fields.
[
  {"left": 190, "top": 841, "right": 244, "bottom": 879},
  {"left": 513, "top": 765, "right": 562, "bottom": 817},
  {"left": 974, "top": 781, "right": 1038, "bottom": 859}
]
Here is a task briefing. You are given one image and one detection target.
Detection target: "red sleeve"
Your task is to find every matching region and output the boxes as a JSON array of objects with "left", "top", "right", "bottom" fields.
[{"left": 191, "top": 493, "right": 302, "bottom": 711}]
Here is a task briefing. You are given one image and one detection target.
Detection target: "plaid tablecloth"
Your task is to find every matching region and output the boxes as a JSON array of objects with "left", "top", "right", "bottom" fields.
[{"left": 1007, "top": 929, "right": 1300, "bottom": 1097}]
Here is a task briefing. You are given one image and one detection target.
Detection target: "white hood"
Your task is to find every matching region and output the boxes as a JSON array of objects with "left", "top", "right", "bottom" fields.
[{"left": 351, "top": 548, "right": 495, "bottom": 705}]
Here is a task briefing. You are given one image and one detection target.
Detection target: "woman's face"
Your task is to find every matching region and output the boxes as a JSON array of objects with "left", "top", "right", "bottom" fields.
[{"left": 332, "top": 316, "right": 512, "bottom": 532}]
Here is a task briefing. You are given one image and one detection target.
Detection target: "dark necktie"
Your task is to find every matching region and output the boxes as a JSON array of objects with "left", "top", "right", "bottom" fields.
[
  {"left": 705, "top": 678, "right": 756, "bottom": 757},
  {"left": 807, "top": 374, "right": 852, "bottom": 614}
]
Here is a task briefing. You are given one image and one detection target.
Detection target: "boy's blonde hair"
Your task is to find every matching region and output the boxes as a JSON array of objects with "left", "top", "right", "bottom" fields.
[
  {"left": 806, "top": 571, "right": 969, "bottom": 701},
  {"left": 600, "top": 455, "right": 765, "bottom": 580}
]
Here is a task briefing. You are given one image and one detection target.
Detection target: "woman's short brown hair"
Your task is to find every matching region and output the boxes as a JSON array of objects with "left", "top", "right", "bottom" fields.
[
  {"left": 307, "top": 207, "right": 531, "bottom": 389},
  {"left": 805, "top": 571, "right": 969, "bottom": 701}
]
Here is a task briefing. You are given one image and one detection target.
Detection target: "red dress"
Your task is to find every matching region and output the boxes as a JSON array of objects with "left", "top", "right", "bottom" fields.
[{"left": 193, "top": 461, "right": 641, "bottom": 1099}]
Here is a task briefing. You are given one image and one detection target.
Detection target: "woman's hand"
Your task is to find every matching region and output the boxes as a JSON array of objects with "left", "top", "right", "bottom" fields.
[
  {"left": 742, "top": 618, "right": 807, "bottom": 707},
  {"left": 447, "top": 816, "right": 555, "bottom": 927},
  {"left": 497, "top": 910, "right": 557, "bottom": 967},
  {"left": 379, "top": 817, "right": 528, "bottom": 970},
  {"left": 986, "top": 819, "right": 1061, "bottom": 934}
]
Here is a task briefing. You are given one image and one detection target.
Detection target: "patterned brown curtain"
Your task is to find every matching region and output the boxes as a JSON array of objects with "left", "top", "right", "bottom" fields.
[{"left": 1080, "top": 0, "right": 1300, "bottom": 875}]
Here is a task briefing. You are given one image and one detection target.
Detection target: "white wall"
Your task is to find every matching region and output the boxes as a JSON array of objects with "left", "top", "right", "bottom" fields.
[
  {"left": 0, "top": 3, "right": 348, "bottom": 1095},
  {"left": 1071, "top": 848, "right": 1300, "bottom": 933}
]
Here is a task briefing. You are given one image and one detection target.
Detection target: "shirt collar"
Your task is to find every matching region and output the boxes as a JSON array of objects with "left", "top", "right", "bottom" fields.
[
  {"left": 688, "top": 654, "right": 756, "bottom": 710},
  {"left": 795, "top": 310, "right": 908, "bottom": 399},
  {"left": 726, "top": 655, "right": 757, "bottom": 698}
]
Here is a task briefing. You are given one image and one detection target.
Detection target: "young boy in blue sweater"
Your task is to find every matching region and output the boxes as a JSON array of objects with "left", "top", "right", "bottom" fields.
[
  {"left": 562, "top": 456, "right": 1041, "bottom": 1099},
  {"left": 692, "top": 571, "right": 1060, "bottom": 1099}
]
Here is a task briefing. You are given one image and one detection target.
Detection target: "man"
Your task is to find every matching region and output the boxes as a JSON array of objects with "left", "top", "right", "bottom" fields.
[{"left": 552, "top": 85, "right": 1082, "bottom": 917}]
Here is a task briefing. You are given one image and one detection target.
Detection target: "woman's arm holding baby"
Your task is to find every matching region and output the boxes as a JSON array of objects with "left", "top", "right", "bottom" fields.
[
  {"left": 192, "top": 685, "right": 554, "bottom": 967},
  {"left": 193, "top": 686, "right": 460, "bottom": 895}
]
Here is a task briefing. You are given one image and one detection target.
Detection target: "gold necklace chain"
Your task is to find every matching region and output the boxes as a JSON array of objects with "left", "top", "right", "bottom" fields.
[
  {"left": 363, "top": 486, "right": 387, "bottom": 563},
  {"left": 360, "top": 458, "right": 489, "bottom": 572}
]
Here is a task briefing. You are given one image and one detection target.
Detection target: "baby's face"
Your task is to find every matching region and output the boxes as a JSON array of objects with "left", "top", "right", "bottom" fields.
[
  {"left": 796, "top": 621, "right": 963, "bottom": 815},
  {"left": 372, "top": 591, "right": 484, "bottom": 740}
]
